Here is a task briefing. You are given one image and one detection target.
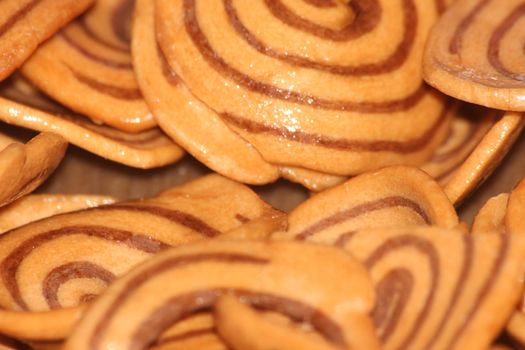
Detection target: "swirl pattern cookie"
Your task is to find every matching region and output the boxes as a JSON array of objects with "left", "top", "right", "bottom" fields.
[
  {"left": 63, "top": 240, "right": 380, "bottom": 350},
  {"left": 337, "top": 227, "right": 525, "bottom": 350},
  {"left": 21, "top": 0, "right": 154, "bottom": 133},
  {"left": 0, "top": 0, "right": 93, "bottom": 82},
  {"left": 0, "top": 76, "right": 183, "bottom": 169},
  {"left": 0, "top": 132, "right": 67, "bottom": 208},
  {"left": 280, "top": 166, "right": 458, "bottom": 243},
  {"left": 424, "top": 0, "right": 525, "bottom": 110},
  {"left": 155, "top": 0, "right": 451, "bottom": 176},
  {"left": 132, "top": 0, "right": 278, "bottom": 185},
  {"left": 0, "top": 175, "right": 281, "bottom": 339},
  {"left": 0, "top": 194, "right": 115, "bottom": 234}
]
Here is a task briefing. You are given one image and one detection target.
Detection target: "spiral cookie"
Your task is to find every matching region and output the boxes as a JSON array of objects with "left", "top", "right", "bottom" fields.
[
  {"left": 21, "top": 0, "right": 154, "bottom": 133},
  {"left": 0, "top": 76, "right": 183, "bottom": 169},
  {"left": 214, "top": 295, "right": 339, "bottom": 350},
  {"left": 0, "top": 0, "right": 93, "bottom": 82},
  {"left": 155, "top": 0, "right": 451, "bottom": 176},
  {"left": 132, "top": 0, "right": 278, "bottom": 185},
  {"left": 0, "top": 175, "right": 281, "bottom": 339},
  {"left": 280, "top": 166, "right": 458, "bottom": 244},
  {"left": 63, "top": 240, "right": 380, "bottom": 350},
  {"left": 471, "top": 193, "right": 509, "bottom": 234},
  {"left": 337, "top": 227, "right": 525, "bottom": 350},
  {"left": 424, "top": 0, "right": 525, "bottom": 110},
  {"left": 0, "top": 194, "right": 115, "bottom": 234},
  {"left": 0, "top": 133, "right": 67, "bottom": 208},
  {"left": 422, "top": 108, "right": 525, "bottom": 204}
]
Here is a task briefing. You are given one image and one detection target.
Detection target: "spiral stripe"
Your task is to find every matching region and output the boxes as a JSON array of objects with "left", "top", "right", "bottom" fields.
[
  {"left": 42, "top": 261, "right": 116, "bottom": 309},
  {"left": 78, "top": 17, "right": 129, "bottom": 52},
  {"left": 0, "top": 0, "right": 41, "bottom": 36}
]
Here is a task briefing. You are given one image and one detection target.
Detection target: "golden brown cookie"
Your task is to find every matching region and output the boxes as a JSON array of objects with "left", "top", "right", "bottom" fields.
[
  {"left": 0, "top": 0, "right": 94, "bottom": 82},
  {"left": 336, "top": 227, "right": 525, "bottom": 350},
  {"left": 21, "top": 0, "right": 154, "bottom": 133},
  {"left": 214, "top": 295, "right": 339, "bottom": 350},
  {"left": 280, "top": 166, "right": 458, "bottom": 243},
  {"left": 0, "top": 194, "right": 115, "bottom": 234},
  {"left": 155, "top": 0, "right": 450, "bottom": 176},
  {"left": 471, "top": 193, "right": 509, "bottom": 234},
  {"left": 0, "top": 76, "right": 183, "bottom": 169},
  {"left": 0, "top": 133, "right": 67, "bottom": 208},
  {"left": 506, "top": 177, "right": 525, "bottom": 234},
  {"left": 132, "top": 0, "right": 278, "bottom": 185},
  {"left": 424, "top": 0, "right": 525, "bottom": 110},
  {"left": 63, "top": 240, "right": 380, "bottom": 350},
  {"left": 0, "top": 175, "right": 280, "bottom": 339}
]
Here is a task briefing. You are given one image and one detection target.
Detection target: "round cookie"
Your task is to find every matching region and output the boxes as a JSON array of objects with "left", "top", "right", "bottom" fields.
[
  {"left": 335, "top": 227, "right": 525, "bottom": 350},
  {"left": 155, "top": 0, "right": 451, "bottom": 176},
  {"left": 0, "top": 76, "right": 184, "bottom": 169},
  {"left": 279, "top": 166, "right": 458, "bottom": 244},
  {"left": 0, "top": 0, "right": 94, "bottom": 82},
  {"left": 21, "top": 0, "right": 154, "bottom": 133},
  {"left": 0, "top": 175, "right": 281, "bottom": 340},
  {"left": 0, "top": 194, "right": 115, "bottom": 234},
  {"left": 0, "top": 133, "right": 67, "bottom": 208},
  {"left": 132, "top": 0, "right": 278, "bottom": 185},
  {"left": 63, "top": 240, "right": 380, "bottom": 350},
  {"left": 424, "top": 0, "right": 525, "bottom": 110}
]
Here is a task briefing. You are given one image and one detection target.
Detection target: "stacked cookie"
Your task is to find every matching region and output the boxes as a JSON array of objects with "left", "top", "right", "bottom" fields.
[{"left": 0, "top": 0, "right": 525, "bottom": 349}]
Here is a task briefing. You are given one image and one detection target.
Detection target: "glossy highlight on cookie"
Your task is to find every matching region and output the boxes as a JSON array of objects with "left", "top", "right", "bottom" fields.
[{"left": 424, "top": 0, "right": 525, "bottom": 110}]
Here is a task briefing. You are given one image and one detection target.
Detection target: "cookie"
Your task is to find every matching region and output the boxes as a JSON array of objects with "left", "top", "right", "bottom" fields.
[
  {"left": 131, "top": 0, "right": 278, "bottom": 185},
  {"left": 280, "top": 166, "right": 458, "bottom": 243},
  {"left": 422, "top": 107, "right": 524, "bottom": 204},
  {"left": 214, "top": 295, "right": 340, "bottom": 350},
  {"left": 155, "top": 0, "right": 450, "bottom": 176},
  {"left": 506, "top": 176, "right": 525, "bottom": 234},
  {"left": 0, "top": 175, "right": 281, "bottom": 339},
  {"left": 63, "top": 240, "right": 379, "bottom": 350},
  {"left": 337, "top": 227, "right": 525, "bottom": 350},
  {"left": 471, "top": 193, "right": 509, "bottom": 234},
  {"left": 0, "top": 0, "right": 93, "bottom": 82},
  {"left": 278, "top": 166, "right": 346, "bottom": 192},
  {"left": 424, "top": 0, "right": 525, "bottom": 110},
  {"left": 0, "top": 194, "right": 115, "bottom": 234},
  {"left": 21, "top": 0, "right": 154, "bottom": 133},
  {"left": 0, "top": 76, "right": 184, "bottom": 169},
  {"left": 0, "top": 133, "right": 67, "bottom": 208}
]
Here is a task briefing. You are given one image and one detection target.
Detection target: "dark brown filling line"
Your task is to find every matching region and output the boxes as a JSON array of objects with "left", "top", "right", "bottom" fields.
[
  {"left": 78, "top": 17, "right": 130, "bottom": 53},
  {"left": 42, "top": 261, "right": 116, "bottom": 309},
  {"left": 1, "top": 225, "right": 170, "bottom": 310},
  {"left": 449, "top": 0, "right": 491, "bottom": 54},
  {"left": 220, "top": 99, "right": 448, "bottom": 152},
  {"left": 67, "top": 64, "right": 143, "bottom": 100},
  {"left": 488, "top": 2, "right": 525, "bottom": 81},
  {"left": 60, "top": 30, "right": 133, "bottom": 70},
  {"left": 182, "top": 0, "right": 427, "bottom": 112},
  {"left": 111, "top": 0, "right": 135, "bottom": 44},
  {"left": 365, "top": 234, "right": 439, "bottom": 350},
  {"left": 302, "top": 0, "right": 338, "bottom": 8},
  {"left": 295, "top": 196, "right": 431, "bottom": 240},
  {"left": 0, "top": 0, "right": 41, "bottom": 37}
]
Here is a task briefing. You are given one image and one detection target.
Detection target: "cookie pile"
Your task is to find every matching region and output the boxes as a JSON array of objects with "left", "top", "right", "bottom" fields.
[{"left": 0, "top": 0, "right": 525, "bottom": 349}]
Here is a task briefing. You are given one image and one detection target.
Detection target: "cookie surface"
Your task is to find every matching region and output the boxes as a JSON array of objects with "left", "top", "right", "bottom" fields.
[
  {"left": 424, "top": 0, "right": 525, "bottom": 110},
  {"left": 156, "top": 0, "right": 450, "bottom": 176},
  {"left": 21, "top": 0, "right": 154, "bottom": 132},
  {"left": 0, "top": 0, "right": 94, "bottom": 82}
]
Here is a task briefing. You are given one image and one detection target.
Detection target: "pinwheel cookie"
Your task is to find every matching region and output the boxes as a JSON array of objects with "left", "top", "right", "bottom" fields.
[
  {"left": 0, "top": 0, "right": 93, "bottom": 82},
  {"left": 148, "top": 0, "right": 451, "bottom": 180},
  {"left": 279, "top": 166, "right": 459, "bottom": 244},
  {"left": 424, "top": 0, "right": 525, "bottom": 110},
  {"left": 0, "top": 194, "right": 115, "bottom": 234},
  {"left": 0, "top": 175, "right": 284, "bottom": 340},
  {"left": 63, "top": 240, "right": 380, "bottom": 350},
  {"left": 0, "top": 132, "right": 67, "bottom": 208},
  {"left": 333, "top": 227, "right": 525, "bottom": 350},
  {"left": 0, "top": 76, "right": 183, "bottom": 169},
  {"left": 21, "top": 0, "right": 153, "bottom": 132}
]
